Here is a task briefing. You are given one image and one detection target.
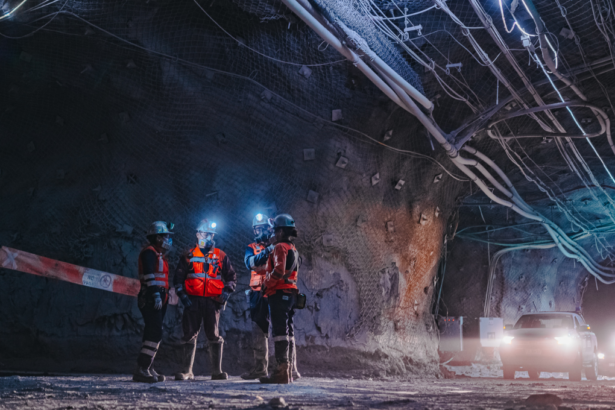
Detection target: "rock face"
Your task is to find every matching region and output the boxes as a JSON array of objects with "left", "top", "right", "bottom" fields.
[{"left": 0, "top": 1, "right": 464, "bottom": 376}]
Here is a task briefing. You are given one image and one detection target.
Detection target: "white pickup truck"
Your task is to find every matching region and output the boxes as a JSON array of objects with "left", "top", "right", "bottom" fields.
[{"left": 500, "top": 312, "right": 598, "bottom": 381}]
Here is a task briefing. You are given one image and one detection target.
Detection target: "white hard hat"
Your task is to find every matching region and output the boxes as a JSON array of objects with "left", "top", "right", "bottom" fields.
[
  {"left": 196, "top": 219, "right": 217, "bottom": 234},
  {"left": 146, "top": 221, "right": 174, "bottom": 236},
  {"left": 253, "top": 213, "right": 269, "bottom": 227}
]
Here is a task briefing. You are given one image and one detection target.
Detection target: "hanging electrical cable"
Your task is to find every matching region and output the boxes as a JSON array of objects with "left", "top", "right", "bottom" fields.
[
  {"left": 273, "top": 0, "right": 615, "bottom": 286},
  {"left": 0, "top": 0, "right": 28, "bottom": 21}
]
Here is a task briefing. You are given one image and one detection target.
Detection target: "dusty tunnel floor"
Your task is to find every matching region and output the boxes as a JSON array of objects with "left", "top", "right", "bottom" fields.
[{"left": 1, "top": 374, "right": 615, "bottom": 409}]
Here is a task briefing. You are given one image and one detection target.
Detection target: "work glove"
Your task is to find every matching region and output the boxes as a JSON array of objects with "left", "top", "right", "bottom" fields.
[
  {"left": 153, "top": 292, "right": 162, "bottom": 310},
  {"left": 221, "top": 287, "right": 233, "bottom": 304},
  {"left": 179, "top": 291, "right": 192, "bottom": 308}
]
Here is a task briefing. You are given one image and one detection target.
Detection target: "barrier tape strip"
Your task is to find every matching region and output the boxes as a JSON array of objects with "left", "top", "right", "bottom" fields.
[
  {"left": 0, "top": 245, "right": 140, "bottom": 296},
  {"left": 0, "top": 246, "right": 179, "bottom": 304}
]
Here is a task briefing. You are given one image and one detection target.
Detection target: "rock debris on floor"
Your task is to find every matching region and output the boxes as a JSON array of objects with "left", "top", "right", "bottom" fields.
[{"left": 1, "top": 375, "right": 615, "bottom": 409}]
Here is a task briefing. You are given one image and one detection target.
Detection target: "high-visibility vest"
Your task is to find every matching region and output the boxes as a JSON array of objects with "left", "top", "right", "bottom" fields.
[
  {"left": 138, "top": 245, "right": 169, "bottom": 290},
  {"left": 248, "top": 242, "right": 267, "bottom": 291},
  {"left": 264, "top": 242, "right": 298, "bottom": 297},
  {"left": 184, "top": 246, "right": 225, "bottom": 297}
]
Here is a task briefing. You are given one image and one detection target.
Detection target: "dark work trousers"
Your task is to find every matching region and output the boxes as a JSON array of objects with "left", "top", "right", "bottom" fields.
[
  {"left": 137, "top": 294, "right": 168, "bottom": 369},
  {"left": 249, "top": 290, "right": 270, "bottom": 334},
  {"left": 268, "top": 290, "right": 297, "bottom": 364},
  {"left": 182, "top": 295, "right": 223, "bottom": 343}
]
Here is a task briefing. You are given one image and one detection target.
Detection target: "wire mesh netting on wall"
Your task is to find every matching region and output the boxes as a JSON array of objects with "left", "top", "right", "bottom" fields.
[{"left": 0, "top": 0, "right": 468, "bottom": 353}]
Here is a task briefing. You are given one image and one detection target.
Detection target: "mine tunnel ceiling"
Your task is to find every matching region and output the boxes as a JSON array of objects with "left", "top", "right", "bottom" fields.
[
  {"left": 0, "top": 2, "right": 614, "bottom": 276},
  {"left": 1, "top": 0, "right": 615, "bottom": 276}
]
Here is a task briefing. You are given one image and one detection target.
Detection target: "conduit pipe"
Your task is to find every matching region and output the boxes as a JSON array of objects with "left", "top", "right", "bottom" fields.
[
  {"left": 461, "top": 146, "right": 534, "bottom": 214},
  {"left": 486, "top": 102, "right": 610, "bottom": 140},
  {"left": 373, "top": 63, "right": 543, "bottom": 222},
  {"left": 289, "top": 0, "right": 433, "bottom": 111},
  {"left": 468, "top": 0, "right": 564, "bottom": 135},
  {"left": 283, "top": 0, "right": 615, "bottom": 285},
  {"left": 462, "top": 145, "right": 615, "bottom": 278},
  {"left": 277, "top": 0, "right": 413, "bottom": 112},
  {"left": 522, "top": 0, "right": 587, "bottom": 101},
  {"left": 434, "top": 0, "right": 554, "bottom": 133}
]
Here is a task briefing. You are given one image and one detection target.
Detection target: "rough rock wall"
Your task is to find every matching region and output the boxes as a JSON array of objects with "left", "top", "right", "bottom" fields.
[{"left": 0, "top": 1, "right": 464, "bottom": 377}]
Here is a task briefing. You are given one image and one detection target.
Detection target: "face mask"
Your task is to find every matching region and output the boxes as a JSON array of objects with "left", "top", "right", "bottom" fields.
[
  {"left": 161, "top": 237, "right": 172, "bottom": 250},
  {"left": 254, "top": 232, "right": 271, "bottom": 244},
  {"left": 198, "top": 235, "right": 214, "bottom": 248}
]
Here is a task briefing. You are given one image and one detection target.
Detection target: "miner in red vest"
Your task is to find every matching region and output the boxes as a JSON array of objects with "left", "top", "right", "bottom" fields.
[
  {"left": 241, "top": 213, "right": 274, "bottom": 380},
  {"left": 173, "top": 219, "right": 237, "bottom": 381},
  {"left": 134, "top": 221, "right": 174, "bottom": 383},
  {"left": 260, "top": 214, "right": 300, "bottom": 384}
]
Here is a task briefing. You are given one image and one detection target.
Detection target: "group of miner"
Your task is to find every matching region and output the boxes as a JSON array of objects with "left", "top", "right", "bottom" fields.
[{"left": 133, "top": 213, "right": 301, "bottom": 385}]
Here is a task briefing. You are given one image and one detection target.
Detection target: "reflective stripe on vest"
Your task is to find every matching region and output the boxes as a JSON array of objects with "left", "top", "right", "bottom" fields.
[
  {"left": 264, "top": 243, "right": 298, "bottom": 296},
  {"left": 184, "top": 247, "right": 224, "bottom": 297},
  {"left": 187, "top": 273, "right": 207, "bottom": 278},
  {"left": 138, "top": 246, "right": 169, "bottom": 290},
  {"left": 248, "top": 243, "right": 266, "bottom": 291}
]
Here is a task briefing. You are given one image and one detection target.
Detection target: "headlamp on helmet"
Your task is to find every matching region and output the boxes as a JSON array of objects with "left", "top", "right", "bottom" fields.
[{"left": 253, "top": 213, "right": 269, "bottom": 228}]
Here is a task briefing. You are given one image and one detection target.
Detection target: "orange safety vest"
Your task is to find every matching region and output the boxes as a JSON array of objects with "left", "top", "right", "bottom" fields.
[
  {"left": 184, "top": 246, "right": 225, "bottom": 297},
  {"left": 248, "top": 243, "right": 267, "bottom": 291},
  {"left": 138, "top": 245, "right": 169, "bottom": 290},
  {"left": 264, "top": 242, "right": 298, "bottom": 297}
]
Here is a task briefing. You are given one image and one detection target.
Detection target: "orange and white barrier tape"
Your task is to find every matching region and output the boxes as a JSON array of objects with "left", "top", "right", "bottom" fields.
[
  {"left": 0, "top": 246, "right": 178, "bottom": 303},
  {"left": 0, "top": 246, "right": 140, "bottom": 296}
]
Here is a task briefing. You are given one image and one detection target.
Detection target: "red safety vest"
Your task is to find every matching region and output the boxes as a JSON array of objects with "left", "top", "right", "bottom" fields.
[
  {"left": 264, "top": 242, "right": 298, "bottom": 297},
  {"left": 138, "top": 245, "right": 169, "bottom": 290},
  {"left": 184, "top": 246, "right": 225, "bottom": 297},
  {"left": 248, "top": 243, "right": 267, "bottom": 291}
]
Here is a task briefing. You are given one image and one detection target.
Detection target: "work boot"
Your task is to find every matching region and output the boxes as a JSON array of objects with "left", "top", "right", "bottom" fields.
[
  {"left": 241, "top": 329, "right": 268, "bottom": 380},
  {"left": 209, "top": 341, "right": 228, "bottom": 380},
  {"left": 259, "top": 362, "right": 291, "bottom": 384},
  {"left": 149, "top": 368, "right": 165, "bottom": 382},
  {"left": 289, "top": 338, "right": 301, "bottom": 380},
  {"left": 174, "top": 340, "right": 196, "bottom": 381},
  {"left": 133, "top": 366, "right": 158, "bottom": 383},
  {"left": 260, "top": 339, "right": 291, "bottom": 384}
]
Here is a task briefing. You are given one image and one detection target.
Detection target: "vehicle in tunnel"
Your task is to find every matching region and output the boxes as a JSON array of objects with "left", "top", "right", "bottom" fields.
[{"left": 500, "top": 312, "right": 598, "bottom": 381}]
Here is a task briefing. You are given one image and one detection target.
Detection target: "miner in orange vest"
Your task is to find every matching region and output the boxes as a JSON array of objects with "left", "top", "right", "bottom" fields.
[
  {"left": 173, "top": 219, "right": 236, "bottom": 380},
  {"left": 133, "top": 221, "right": 174, "bottom": 383},
  {"left": 260, "top": 214, "right": 300, "bottom": 384},
  {"left": 241, "top": 213, "right": 274, "bottom": 379}
]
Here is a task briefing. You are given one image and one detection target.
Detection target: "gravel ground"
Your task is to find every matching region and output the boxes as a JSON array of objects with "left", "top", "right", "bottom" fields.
[{"left": 1, "top": 373, "right": 615, "bottom": 409}]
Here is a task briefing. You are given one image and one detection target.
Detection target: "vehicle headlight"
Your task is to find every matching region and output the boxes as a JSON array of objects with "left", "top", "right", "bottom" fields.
[
  {"left": 598, "top": 353, "right": 605, "bottom": 360},
  {"left": 502, "top": 336, "right": 514, "bottom": 345},
  {"left": 554, "top": 336, "right": 573, "bottom": 345}
]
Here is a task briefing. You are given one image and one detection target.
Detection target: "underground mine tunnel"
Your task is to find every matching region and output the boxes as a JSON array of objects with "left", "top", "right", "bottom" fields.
[{"left": 2, "top": 0, "right": 615, "bottom": 408}]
